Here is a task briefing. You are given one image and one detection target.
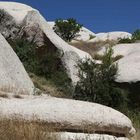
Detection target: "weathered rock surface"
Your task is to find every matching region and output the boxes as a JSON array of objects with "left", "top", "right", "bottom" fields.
[
  {"left": 99, "top": 43, "right": 140, "bottom": 83},
  {"left": 89, "top": 32, "right": 132, "bottom": 43},
  {"left": 0, "top": 96, "right": 135, "bottom": 138},
  {"left": 113, "top": 43, "right": 140, "bottom": 83},
  {"left": 54, "top": 132, "right": 129, "bottom": 140},
  {"left": 0, "top": 2, "right": 91, "bottom": 84},
  {"left": 0, "top": 33, "right": 34, "bottom": 94}
]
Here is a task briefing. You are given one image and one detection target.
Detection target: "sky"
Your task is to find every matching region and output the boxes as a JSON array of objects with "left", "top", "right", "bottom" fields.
[{"left": 1, "top": 0, "right": 140, "bottom": 33}]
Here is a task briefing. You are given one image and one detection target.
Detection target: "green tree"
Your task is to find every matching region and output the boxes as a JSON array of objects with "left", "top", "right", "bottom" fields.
[
  {"left": 73, "top": 47, "right": 126, "bottom": 108},
  {"left": 132, "top": 29, "right": 140, "bottom": 41},
  {"left": 53, "top": 18, "right": 82, "bottom": 42}
]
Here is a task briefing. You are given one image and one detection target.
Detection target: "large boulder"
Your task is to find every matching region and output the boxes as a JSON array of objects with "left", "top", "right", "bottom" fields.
[
  {"left": 0, "top": 33, "right": 34, "bottom": 94},
  {"left": 98, "top": 43, "right": 140, "bottom": 83},
  {"left": 0, "top": 96, "right": 135, "bottom": 138},
  {"left": 112, "top": 43, "right": 140, "bottom": 83},
  {"left": 0, "top": 2, "right": 91, "bottom": 84},
  {"left": 55, "top": 132, "right": 129, "bottom": 140}
]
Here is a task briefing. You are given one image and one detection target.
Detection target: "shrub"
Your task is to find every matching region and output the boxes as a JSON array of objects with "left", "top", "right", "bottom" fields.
[
  {"left": 118, "top": 38, "right": 134, "bottom": 44},
  {"left": 73, "top": 47, "right": 126, "bottom": 108},
  {"left": 9, "top": 39, "right": 42, "bottom": 75},
  {"left": 8, "top": 39, "right": 73, "bottom": 97},
  {"left": 113, "top": 55, "right": 124, "bottom": 62},
  {"left": 53, "top": 18, "right": 82, "bottom": 42},
  {"left": 89, "top": 34, "right": 95, "bottom": 40},
  {"left": 132, "top": 29, "right": 140, "bottom": 41}
]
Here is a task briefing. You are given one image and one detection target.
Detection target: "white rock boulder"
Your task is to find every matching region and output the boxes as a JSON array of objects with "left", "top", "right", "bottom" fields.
[
  {"left": 113, "top": 43, "right": 140, "bottom": 83},
  {"left": 0, "top": 33, "right": 34, "bottom": 94},
  {"left": 0, "top": 95, "right": 135, "bottom": 138},
  {"left": 98, "top": 43, "right": 140, "bottom": 83},
  {"left": 55, "top": 132, "right": 129, "bottom": 140}
]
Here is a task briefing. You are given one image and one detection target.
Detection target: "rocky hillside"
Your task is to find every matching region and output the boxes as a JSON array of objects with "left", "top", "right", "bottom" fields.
[{"left": 0, "top": 2, "right": 138, "bottom": 140}]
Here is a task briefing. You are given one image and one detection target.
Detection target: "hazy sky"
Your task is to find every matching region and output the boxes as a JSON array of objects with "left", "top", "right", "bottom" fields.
[{"left": 2, "top": 0, "right": 140, "bottom": 33}]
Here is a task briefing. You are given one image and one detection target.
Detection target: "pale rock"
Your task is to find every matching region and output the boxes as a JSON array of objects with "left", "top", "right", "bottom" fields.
[
  {"left": 0, "top": 33, "right": 34, "bottom": 94},
  {"left": 0, "top": 96, "right": 135, "bottom": 138},
  {"left": 113, "top": 43, "right": 140, "bottom": 83},
  {"left": 98, "top": 43, "right": 140, "bottom": 83},
  {"left": 0, "top": 2, "right": 91, "bottom": 83},
  {"left": 89, "top": 32, "right": 132, "bottom": 43},
  {"left": 55, "top": 132, "right": 129, "bottom": 140}
]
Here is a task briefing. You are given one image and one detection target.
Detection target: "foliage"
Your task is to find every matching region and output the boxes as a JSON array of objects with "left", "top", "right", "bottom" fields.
[
  {"left": 53, "top": 18, "right": 82, "bottom": 42},
  {"left": 118, "top": 29, "right": 140, "bottom": 44},
  {"left": 9, "top": 39, "right": 41, "bottom": 74},
  {"left": 132, "top": 29, "right": 140, "bottom": 41},
  {"left": 74, "top": 47, "right": 126, "bottom": 108},
  {"left": 8, "top": 39, "right": 73, "bottom": 97},
  {"left": 89, "top": 34, "right": 95, "bottom": 40},
  {"left": 118, "top": 38, "right": 134, "bottom": 44}
]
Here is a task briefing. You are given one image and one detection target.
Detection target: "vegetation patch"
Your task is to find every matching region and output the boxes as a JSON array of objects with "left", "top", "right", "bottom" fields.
[
  {"left": 73, "top": 47, "right": 126, "bottom": 109},
  {"left": 0, "top": 118, "right": 58, "bottom": 140},
  {"left": 53, "top": 18, "right": 82, "bottom": 42},
  {"left": 8, "top": 39, "right": 73, "bottom": 98}
]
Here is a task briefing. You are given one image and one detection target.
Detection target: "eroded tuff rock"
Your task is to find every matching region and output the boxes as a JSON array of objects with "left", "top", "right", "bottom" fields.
[
  {"left": 113, "top": 43, "right": 140, "bottom": 83},
  {"left": 0, "top": 2, "right": 91, "bottom": 84},
  {"left": 0, "top": 96, "right": 135, "bottom": 138},
  {"left": 0, "top": 33, "right": 34, "bottom": 94},
  {"left": 99, "top": 43, "right": 140, "bottom": 83},
  {"left": 54, "top": 132, "right": 129, "bottom": 140}
]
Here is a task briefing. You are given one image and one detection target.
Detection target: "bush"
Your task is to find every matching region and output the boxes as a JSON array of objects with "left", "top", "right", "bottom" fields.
[
  {"left": 132, "top": 29, "right": 140, "bottom": 41},
  {"left": 8, "top": 39, "right": 73, "bottom": 97},
  {"left": 53, "top": 18, "right": 82, "bottom": 42},
  {"left": 73, "top": 47, "right": 126, "bottom": 108},
  {"left": 9, "top": 39, "right": 41, "bottom": 75},
  {"left": 118, "top": 38, "right": 134, "bottom": 44},
  {"left": 89, "top": 34, "right": 95, "bottom": 40}
]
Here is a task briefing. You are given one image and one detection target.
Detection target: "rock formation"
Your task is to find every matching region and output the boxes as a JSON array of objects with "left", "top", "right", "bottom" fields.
[
  {"left": 89, "top": 32, "right": 132, "bottom": 43},
  {"left": 0, "top": 95, "right": 135, "bottom": 139},
  {"left": 0, "top": 33, "right": 34, "bottom": 95},
  {"left": 0, "top": 2, "right": 91, "bottom": 84},
  {"left": 0, "top": 2, "right": 136, "bottom": 139}
]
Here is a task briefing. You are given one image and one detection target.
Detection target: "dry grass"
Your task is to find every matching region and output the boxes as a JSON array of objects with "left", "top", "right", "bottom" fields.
[
  {"left": 29, "top": 73, "right": 68, "bottom": 98},
  {"left": 0, "top": 119, "right": 59, "bottom": 140},
  {"left": 132, "top": 129, "right": 140, "bottom": 140},
  {"left": 13, "top": 94, "right": 23, "bottom": 99},
  {"left": 0, "top": 85, "right": 29, "bottom": 95},
  {"left": 70, "top": 40, "right": 117, "bottom": 57},
  {"left": 0, "top": 92, "right": 9, "bottom": 98}
]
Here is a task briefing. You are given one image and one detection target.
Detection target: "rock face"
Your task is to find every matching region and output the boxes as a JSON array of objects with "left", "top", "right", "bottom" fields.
[
  {"left": 55, "top": 132, "right": 129, "bottom": 140},
  {"left": 0, "top": 33, "right": 34, "bottom": 94},
  {"left": 89, "top": 32, "right": 132, "bottom": 43},
  {"left": 0, "top": 96, "right": 135, "bottom": 138},
  {"left": 0, "top": 2, "right": 91, "bottom": 84},
  {"left": 112, "top": 43, "right": 140, "bottom": 83},
  {"left": 98, "top": 43, "right": 140, "bottom": 83}
]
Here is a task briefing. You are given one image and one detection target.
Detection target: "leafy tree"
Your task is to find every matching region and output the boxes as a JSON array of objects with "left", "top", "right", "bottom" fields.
[
  {"left": 73, "top": 47, "right": 126, "bottom": 108},
  {"left": 53, "top": 18, "right": 82, "bottom": 42},
  {"left": 132, "top": 29, "right": 140, "bottom": 41}
]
